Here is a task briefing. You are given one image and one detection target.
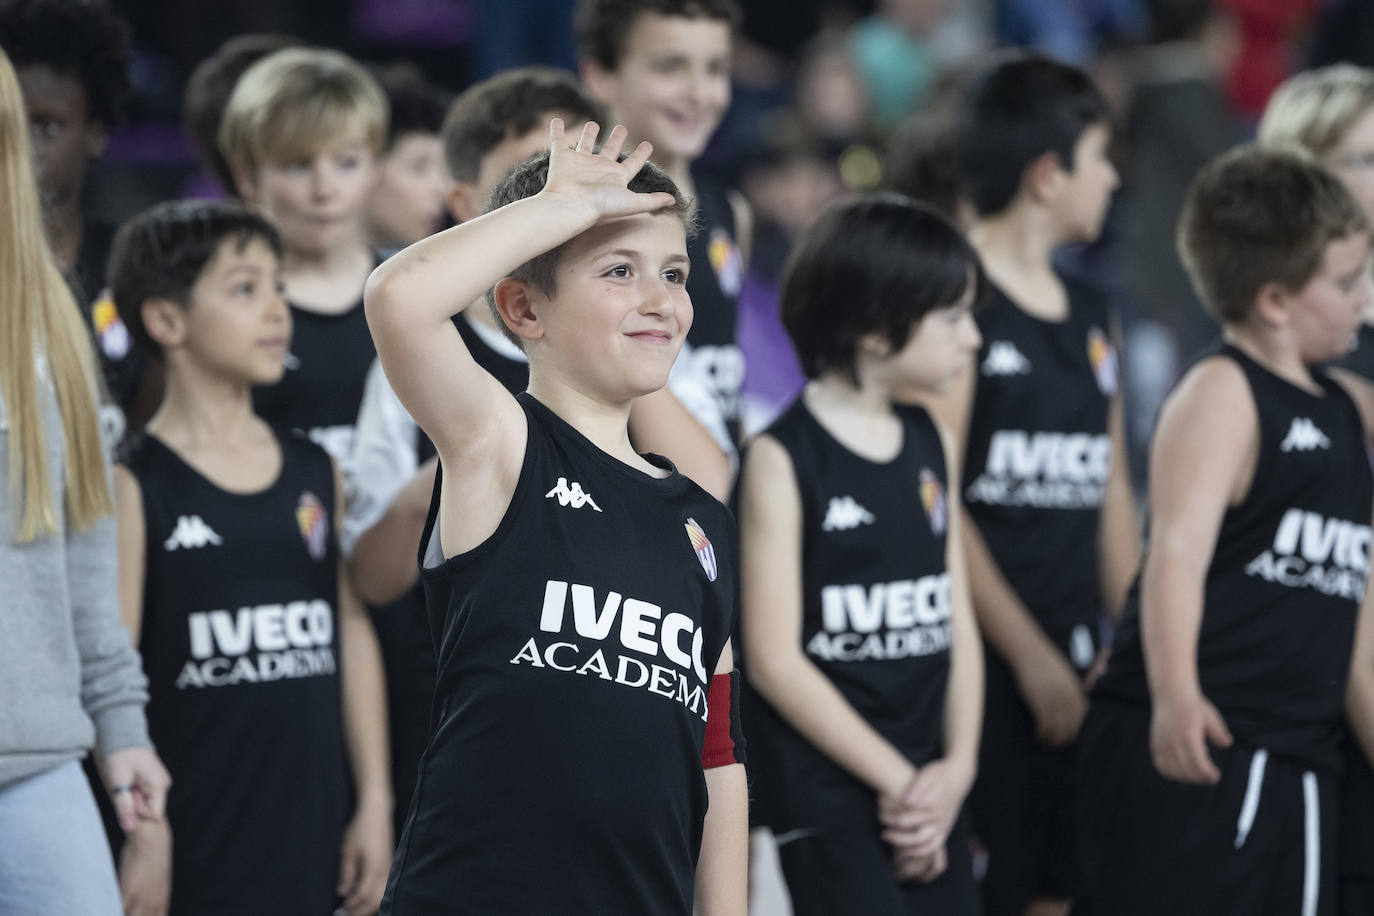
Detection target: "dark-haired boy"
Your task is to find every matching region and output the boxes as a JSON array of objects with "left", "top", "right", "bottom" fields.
[
  {"left": 1081, "top": 146, "right": 1374, "bottom": 916},
  {"left": 366, "top": 65, "right": 452, "bottom": 251},
  {"left": 577, "top": 0, "right": 752, "bottom": 471},
  {"left": 366, "top": 121, "right": 746, "bottom": 914},
  {"left": 107, "top": 200, "right": 393, "bottom": 916},
  {"left": 931, "top": 52, "right": 1139, "bottom": 916}
]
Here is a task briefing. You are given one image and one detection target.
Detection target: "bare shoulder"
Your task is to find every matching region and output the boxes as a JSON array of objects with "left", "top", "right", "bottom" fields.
[
  {"left": 1162, "top": 355, "right": 1254, "bottom": 426},
  {"left": 739, "top": 434, "right": 799, "bottom": 512}
]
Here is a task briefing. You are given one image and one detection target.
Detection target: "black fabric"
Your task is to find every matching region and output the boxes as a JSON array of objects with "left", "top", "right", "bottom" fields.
[
  {"left": 776, "top": 812, "right": 980, "bottom": 916},
  {"left": 1096, "top": 345, "right": 1372, "bottom": 772},
  {"left": 961, "top": 276, "right": 1117, "bottom": 645},
  {"left": 1340, "top": 738, "right": 1374, "bottom": 911},
  {"left": 381, "top": 393, "right": 736, "bottom": 915},
  {"left": 1075, "top": 700, "right": 1338, "bottom": 916},
  {"left": 682, "top": 171, "right": 745, "bottom": 447},
  {"left": 123, "top": 430, "right": 349, "bottom": 916},
  {"left": 1331, "top": 323, "right": 1374, "bottom": 385},
  {"left": 253, "top": 274, "right": 380, "bottom": 468},
  {"left": 747, "top": 399, "right": 953, "bottom": 834},
  {"left": 970, "top": 650, "right": 1082, "bottom": 914}
]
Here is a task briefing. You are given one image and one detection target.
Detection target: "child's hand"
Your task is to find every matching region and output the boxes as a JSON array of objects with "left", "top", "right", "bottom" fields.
[
  {"left": 1011, "top": 643, "right": 1088, "bottom": 747},
  {"left": 877, "top": 758, "right": 970, "bottom": 860},
  {"left": 1150, "top": 690, "right": 1233, "bottom": 784},
  {"left": 892, "top": 844, "right": 947, "bottom": 884},
  {"left": 119, "top": 817, "right": 172, "bottom": 916},
  {"left": 338, "top": 794, "right": 393, "bottom": 915},
  {"left": 540, "top": 119, "right": 677, "bottom": 225}
]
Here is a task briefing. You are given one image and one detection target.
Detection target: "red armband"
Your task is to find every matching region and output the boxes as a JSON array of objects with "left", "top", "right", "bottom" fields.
[{"left": 702, "top": 669, "right": 747, "bottom": 768}]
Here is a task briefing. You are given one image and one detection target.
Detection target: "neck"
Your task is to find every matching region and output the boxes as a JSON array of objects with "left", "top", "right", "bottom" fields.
[
  {"left": 809, "top": 368, "right": 895, "bottom": 416},
  {"left": 146, "top": 360, "right": 262, "bottom": 446},
  {"left": 1223, "top": 324, "right": 1319, "bottom": 393},
  {"left": 284, "top": 236, "right": 372, "bottom": 277},
  {"left": 969, "top": 204, "right": 1061, "bottom": 277},
  {"left": 526, "top": 370, "right": 640, "bottom": 464}
]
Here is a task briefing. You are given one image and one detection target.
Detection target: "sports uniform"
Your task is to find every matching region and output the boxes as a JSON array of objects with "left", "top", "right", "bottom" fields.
[
  {"left": 123, "top": 430, "right": 350, "bottom": 916},
  {"left": 380, "top": 393, "right": 736, "bottom": 915},
  {"left": 748, "top": 398, "right": 978, "bottom": 915},
  {"left": 1082, "top": 345, "right": 1373, "bottom": 916},
  {"left": 960, "top": 275, "right": 1118, "bottom": 911}
]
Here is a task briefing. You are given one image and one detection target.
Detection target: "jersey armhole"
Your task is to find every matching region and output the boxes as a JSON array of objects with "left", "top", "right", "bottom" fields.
[
  {"left": 1211, "top": 352, "right": 1269, "bottom": 510},
  {"left": 418, "top": 408, "right": 538, "bottom": 575}
]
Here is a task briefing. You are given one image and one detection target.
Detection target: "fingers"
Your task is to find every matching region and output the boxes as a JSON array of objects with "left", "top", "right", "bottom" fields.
[
  {"left": 112, "top": 785, "right": 138, "bottom": 833},
  {"left": 342, "top": 852, "right": 388, "bottom": 916},
  {"left": 1205, "top": 705, "right": 1234, "bottom": 749},
  {"left": 575, "top": 121, "right": 600, "bottom": 154},
  {"left": 549, "top": 117, "right": 564, "bottom": 146},
  {"left": 598, "top": 124, "right": 629, "bottom": 161},
  {"left": 620, "top": 138, "right": 656, "bottom": 175},
  {"left": 338, "top": 844, "right": 360, "bottom": 897}
]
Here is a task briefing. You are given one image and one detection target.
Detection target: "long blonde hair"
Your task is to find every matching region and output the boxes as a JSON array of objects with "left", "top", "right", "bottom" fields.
[{"left": 0, "top": 48, "right": 111, "bottom": 541}]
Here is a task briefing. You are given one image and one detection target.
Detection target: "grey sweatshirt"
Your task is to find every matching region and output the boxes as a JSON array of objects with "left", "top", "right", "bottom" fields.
[{"left": 0, "top": 364, "right": 150, "bottom": 787}]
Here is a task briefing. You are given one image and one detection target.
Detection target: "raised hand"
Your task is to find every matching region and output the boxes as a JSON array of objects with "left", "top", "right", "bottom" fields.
[{"left": 541, "top": 119, "right": 677, "bottom": 224}]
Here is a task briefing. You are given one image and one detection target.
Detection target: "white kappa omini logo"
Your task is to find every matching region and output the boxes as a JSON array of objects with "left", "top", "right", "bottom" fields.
[
  {"left": 546, "top": 477, "right": 602, "bottom": 511},
  {"left": 982, "top": 341, "right": 1032, "bottom": 376},
  {"left": 1280, "top": 418, "right": 1331, "bottom": 453},
  {"left": 164, "top": 515, "right": 223, "bottom": 551},
  {"left": 822, "top": 496, "right": 875, "bottom": 532}
]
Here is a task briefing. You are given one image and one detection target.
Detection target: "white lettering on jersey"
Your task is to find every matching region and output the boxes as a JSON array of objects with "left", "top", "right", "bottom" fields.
[
  {"left": 822, "top": 496, "right": 875, "bottom": 532},
  {"left": 1244, "top": 509, "right": 1371, "bottom": 600},
  {"left": 175, "top": 600, "right": 337, "bottom": 689},
  {"left": 982, "top": 341, "right": 1032, "bottom": 376},
  {"left": 1280, "top": 418, "right": 1331, "bottom": 453},
  {"left": 164, "top": 515, "right": 223, "bottom": 551},
  {"left": 545, "top": 477, "right": 602, "bottom": 511},
  {"left": 965, "top": 430, "right": 1112, "bottom": 509},
  {"left": 806, "top": 574, "right": 953, "bottom": 662},
  {"left": 510, "top": 579, "right": 711, "bottom": 720}
]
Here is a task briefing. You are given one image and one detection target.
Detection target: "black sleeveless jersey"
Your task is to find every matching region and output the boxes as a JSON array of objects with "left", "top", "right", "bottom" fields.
[
  {"left": 749, "top": 399, "right": 954, "bottom": 833},
  {"left": 1332, "top": 322, "right": 1374, "bottom": 384},
  {"left": 382, "top": 393, "right": 736, "bottom": 915},
  {"left": 682, "top": 171, "right": 745, "bottom": 447},
  {"left": 1096, "top": 345, "right": 1373, "bottom": 771},
  {"left": 253, "top": 284, "right": 377, "bottom": 472},
  {"left": 122, "top": 430, "right": 349, "bottom": 915},
  {"left": 962, "top": 277, "right": 1118, "bottom": 657}
]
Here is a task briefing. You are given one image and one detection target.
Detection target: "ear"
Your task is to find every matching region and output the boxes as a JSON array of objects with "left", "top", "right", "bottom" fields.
[
  {"left": 857, "top": 330, "right": 893, "bottom": 360},
  {"left": 1252, "top": 280, "right": 1293, "bottom": 329},
  {"left": 1024, "top": 149, "right": 1065, "bottom": 203},
  {"left": 493, "top": 278, "right": 545, "bottom": 343},
  {"left": 141, "top": 297, "right": 188, "bottom": 350},
  {"left": 448, "top": 182, "right": 481, "bottom": 223},
  {"left": 230, "top": 164, "right": 259, "bottom": 202},
  {"left": 579, "top": 57, "right": 617, "bottom": 108},
  {"left": 83, "top": 122, "right": 108, "bottom": 159}
]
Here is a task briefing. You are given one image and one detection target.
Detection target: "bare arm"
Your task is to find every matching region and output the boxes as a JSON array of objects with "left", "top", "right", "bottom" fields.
[
  {"left": 740, "top": 435, "right": 916, "bottom": 798},
  {"left": 114, "top": 465, "right": 147, "bottom": 644},
  {"left": 334, "top": 464, "right": 393, "bottom": 916},
  {"left": 629, "top": 389, "right": 730, "bottom": 501},
  {"left": 694, "top": 640, "right": 747, "bottom": 916},
  {"left": 1347, "top": 542, "right": 1374, "bottom": 768},
  {"left": 1141, "top": 358, "right": 1255, "bottom": 785},
  {"left": 349, "top": 457, "right": 436, "bottom": 606},
  {"left": 937, "top": 425, "right": 983, "bottom": 781},
  {"left": 1099, "top": 389, "right": 1141, "bottom": 620}
]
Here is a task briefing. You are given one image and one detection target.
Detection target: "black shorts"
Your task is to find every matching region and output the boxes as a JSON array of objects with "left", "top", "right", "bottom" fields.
[
  {"left": 776, "top": 813, "right": 980, "bottom": 916},
  {"left": 1340, "top": 740, "right": 1374, "bottom": 916},
  {"left": 969, "top": 647, "right": 1082, "bottom": 913},
  {"left": 1075, "top": 700, "right": 1338, "bottom": 916}
]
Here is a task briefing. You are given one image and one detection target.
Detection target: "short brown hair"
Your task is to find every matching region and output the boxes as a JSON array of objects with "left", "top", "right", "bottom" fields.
[
  {"left": 1178, "top": 145, "right": 1369, "bottom": 324},
  {"left": 575, "top": 0, "right": 740, "bottom": 70},
  {"left": 219, "top": 47, "right": 387, "bottom": 178}
]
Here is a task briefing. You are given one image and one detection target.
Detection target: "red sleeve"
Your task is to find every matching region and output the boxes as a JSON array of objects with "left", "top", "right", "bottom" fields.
[{"left": 702, "top": 669, "right": 747, "bottom": 768}]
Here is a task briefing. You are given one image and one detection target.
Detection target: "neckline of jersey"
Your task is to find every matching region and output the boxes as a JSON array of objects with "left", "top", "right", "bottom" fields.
[
  {"left": 1222, "top": 343, "right": 1330, "bottom": 400},
  {"left": 518, "top": 392, "right": 687, "bottom": 494},
  {"left": 797, "top": 396, "right": 910, "bottom": 469},
  {"left": 990, "top": 277, "right": 1073, "bottom": 327},
  {"left": 144, "top": 430, "right": 287, "bottom": 500}
]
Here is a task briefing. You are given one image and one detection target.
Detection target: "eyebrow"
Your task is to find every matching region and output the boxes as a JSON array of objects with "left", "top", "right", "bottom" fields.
[
  {"left": 597, "top": 249, "right": 689, "bottom": 265},
  {"left": 222, "top": 264, "right": 265, "bottom": 278}
]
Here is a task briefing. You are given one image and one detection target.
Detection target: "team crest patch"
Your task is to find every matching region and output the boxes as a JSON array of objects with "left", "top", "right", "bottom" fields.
[
  {"left": 296, "top": 491, "right": 328, "bottom": 562},
  {"left": 91, "top": 294, "right": 131, "bottom": 360},
  {"left": 919, "top": 469, "right": 947, "bottom": 535},
  {"left": 685, "top": 517, "right": 718, "bottom": 582},
  {"left": 1087, "top": 328, "right": 1118, "bottom": 397},
  {"left": 708, "top": 227, "right": 743, "bottom": 298}
]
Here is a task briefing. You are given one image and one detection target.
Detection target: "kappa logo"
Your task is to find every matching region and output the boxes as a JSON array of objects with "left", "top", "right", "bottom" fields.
[
  {"left": 823, "top": 496, "right": 875, "bottom": 532},
  {"left": 1280, "top": 418, "right": 1331, "bottom": 453},
  {"left": 164, "top": 515, "right": 223, "bottom": 551},
  {"left": 982, "top": 341, "right": 1032, "bottom": 376},
  {"left": 546, "top": 477, "right": 602, "bottom": 511},
  {"left": 282, "top": 352, "right": 301, "bottom": 371}
]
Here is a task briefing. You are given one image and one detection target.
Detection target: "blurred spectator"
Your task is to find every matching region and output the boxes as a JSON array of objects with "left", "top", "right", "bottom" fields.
[
  {"left": 1308, "top": 0, "right": 1374, "bottom": 70},
  {"left": 182, "top": 33, "right": 303, "bottom": 198},
  {"left": 995, "top": 0, "right": 1149, "bottom": 66},
  {"left": 471, "top": 0, "right": 575, "bottom": 79},
  {"left": 366, "top": 63, "right": 451, "bottom": 250},
  {"left": 883, "top": 109, "right": 974, "bottom": 228},
  {"left": 1216, "top": 0, "right": 1319, "bottom": 120}
]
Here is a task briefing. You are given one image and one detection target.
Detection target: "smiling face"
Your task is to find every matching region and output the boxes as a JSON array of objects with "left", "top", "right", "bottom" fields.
[
  {"left": 369, "top": 131, "right": 449, "bottom": 247},
  {"left": 1287, "top": 231, "right": 1372, "bottom": 363},
  {"left": 584, "top": 12, "right": 732, "bottom": 167},
  {"left": 509, "top": 211, "right": 692, "bottom": 402},
  {"left": 239, "top": 136, "right": 378, "bottom": 258},
  {"left": 162, "top": 235, "right": 291, "bottom": 384}
]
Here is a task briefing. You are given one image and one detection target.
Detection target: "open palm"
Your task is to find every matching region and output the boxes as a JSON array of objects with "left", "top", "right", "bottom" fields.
[{"left": 542, "top": 119, "right": 676, "bottom": 222}]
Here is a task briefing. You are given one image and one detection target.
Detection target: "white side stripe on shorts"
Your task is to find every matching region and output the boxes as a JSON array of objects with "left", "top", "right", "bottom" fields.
[
  {"left": 1235, "top": 749, "right": 1268, "bottom": 849},
  {"left": 1302, "top": 771, "right": 1319, "bottom": 916}
]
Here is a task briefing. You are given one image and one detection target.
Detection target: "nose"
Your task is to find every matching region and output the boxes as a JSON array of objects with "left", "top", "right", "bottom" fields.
[
  {"left": 960, "top": 313, "right": 982, "bottom": 352},
  {"left": 311, "top": 160, "right": 337, "bottom": 199}
]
